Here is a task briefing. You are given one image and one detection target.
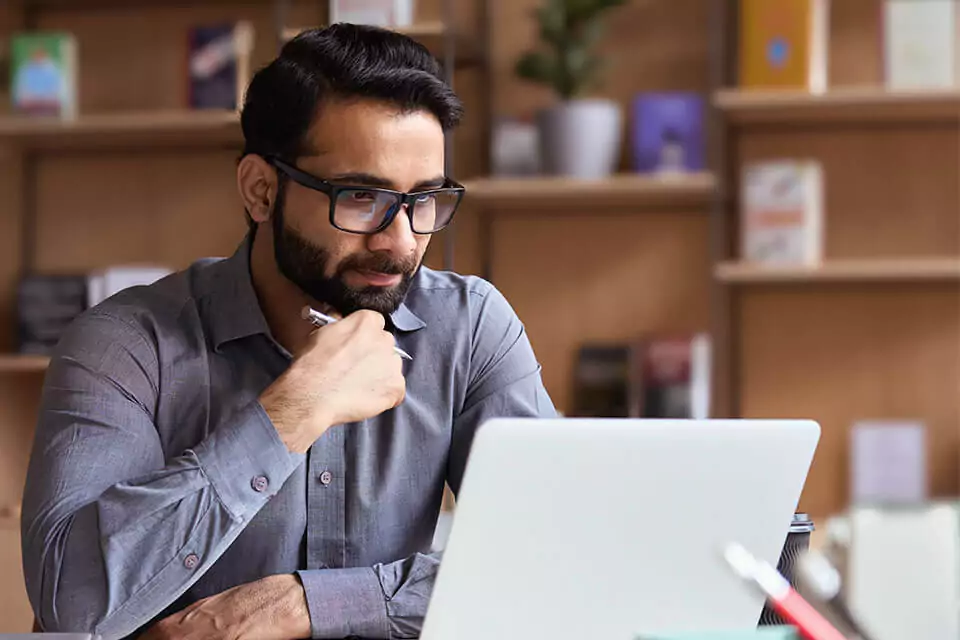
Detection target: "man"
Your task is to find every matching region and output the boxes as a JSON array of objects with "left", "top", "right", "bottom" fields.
[{"left": 21, "top": 24, "right": 556, "bottom": 640}]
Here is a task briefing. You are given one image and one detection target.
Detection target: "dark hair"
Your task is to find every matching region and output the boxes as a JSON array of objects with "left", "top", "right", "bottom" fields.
[{"left": 240, "top": 23, "right": 464, "bottom": 161}]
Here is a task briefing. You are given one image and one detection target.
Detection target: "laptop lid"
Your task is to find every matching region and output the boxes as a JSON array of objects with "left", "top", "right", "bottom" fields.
[{"left": 421, "top": 418, "right": 820, "bottom": 640}]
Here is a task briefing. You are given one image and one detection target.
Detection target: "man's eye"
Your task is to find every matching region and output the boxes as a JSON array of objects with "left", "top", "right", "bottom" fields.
[
  {"left": 415, "top": 194, "right": 436, "bottom": 204},
  {"left": 350, "top": 191, "right": 377, "bottom": 202}
]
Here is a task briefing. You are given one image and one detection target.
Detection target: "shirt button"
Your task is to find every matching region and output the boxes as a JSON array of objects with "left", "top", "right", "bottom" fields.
[
  {"left": 251, "top": 475, "right": 269, "bottom": 493},
  {"left": 184, "top": 553, "right": 199, "bottom": 569},
  {"left": 319, "top": 470, "right": 333, "bottom": 485}
]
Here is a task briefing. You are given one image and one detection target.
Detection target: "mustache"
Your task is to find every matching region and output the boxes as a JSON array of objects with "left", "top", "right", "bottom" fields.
[{"left": 338, "top": 252, "right": 419, "bottom": 277}]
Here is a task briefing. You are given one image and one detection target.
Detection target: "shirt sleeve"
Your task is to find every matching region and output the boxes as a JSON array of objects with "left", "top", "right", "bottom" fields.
[
  {"left": 20, "top": 311, "right": 305, "bottom": 640},
  {"left": 447, "top": 280, "right": 558, "bottom": 494},
  {"left": 296, "top": 552, "right": 437, "bottom": 639},
  {"left": 296, "top": 280, "right": 557, "bottom": 639}
]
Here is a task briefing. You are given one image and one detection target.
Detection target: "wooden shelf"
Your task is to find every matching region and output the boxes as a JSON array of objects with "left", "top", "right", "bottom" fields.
[
  {"left": 0, "top": 355, "right": 50, "bottom": 373},
  {"left": 714, "top": 87, "right": 960, "bottom": 125},
  {"left": 25, "top": 0, "right": 255, "bottom": 7},
  {"left": 463, "top": 172, "right": 717, "bottom": 210},
  {"left": 716, "top": 258, "right": 960, "bottom": 284},
  {"left": 0, "top": 110, "right": 242, "bottom": 151}
]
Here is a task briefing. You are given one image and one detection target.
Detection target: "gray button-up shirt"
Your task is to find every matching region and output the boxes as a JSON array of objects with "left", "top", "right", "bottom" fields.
[{"left": 20, "top": 234, "right": 556, "bottom": 640}]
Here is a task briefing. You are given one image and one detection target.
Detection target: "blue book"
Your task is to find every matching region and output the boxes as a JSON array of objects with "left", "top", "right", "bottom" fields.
[
  {"left": 631, "top": 92, "right": 705, "bottom": 175},
  {"left": 187, "top": 22, "right": 254, "bottom": 110}
]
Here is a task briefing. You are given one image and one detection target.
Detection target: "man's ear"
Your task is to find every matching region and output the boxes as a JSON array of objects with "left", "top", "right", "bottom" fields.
[{"left": 237, "top": 155, "right": 277, "bottom": 224}]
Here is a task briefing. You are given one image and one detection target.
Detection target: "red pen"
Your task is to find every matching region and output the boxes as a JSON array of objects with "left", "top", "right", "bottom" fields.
[{"left": 723, "top": 542, "right": 849, "bottom": 640}]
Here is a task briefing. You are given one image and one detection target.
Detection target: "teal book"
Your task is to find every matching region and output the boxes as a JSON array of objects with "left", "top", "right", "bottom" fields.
[
  {"left": 10, "top": 32, "right": 78, "bottom": 118},
  {"left": 639, "top": 627, "right": 798, "bottom": 640}
]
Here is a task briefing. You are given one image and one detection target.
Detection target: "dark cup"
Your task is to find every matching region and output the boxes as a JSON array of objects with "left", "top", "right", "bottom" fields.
[{"left": 758, "top": 513, "right": 815, "bottom": 626}]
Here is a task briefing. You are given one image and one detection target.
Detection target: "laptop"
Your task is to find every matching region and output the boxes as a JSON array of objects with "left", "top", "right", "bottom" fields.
[{"left": 420, "top": 418, "right": 820, "bottom": 640}]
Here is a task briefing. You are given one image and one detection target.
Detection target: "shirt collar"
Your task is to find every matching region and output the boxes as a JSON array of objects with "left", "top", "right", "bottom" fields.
[
  {"left": 201, "top": 233, "right": 426, "bottom": 351},
  {"left": 388, "top": 298, "right": 427, "bottom": 333}
]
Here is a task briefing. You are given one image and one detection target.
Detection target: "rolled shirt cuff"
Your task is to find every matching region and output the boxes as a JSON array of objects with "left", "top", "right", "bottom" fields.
[{"left": 297, "top": 567, "right": 390, "bottom": 639}]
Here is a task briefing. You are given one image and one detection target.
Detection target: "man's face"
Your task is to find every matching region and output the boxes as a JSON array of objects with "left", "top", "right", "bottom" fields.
[{"left": 272, "top": 99, "right": 445, "bottom": 316}]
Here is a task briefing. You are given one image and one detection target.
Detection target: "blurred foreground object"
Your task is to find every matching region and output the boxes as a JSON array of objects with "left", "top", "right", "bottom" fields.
[{"left": 811, "top": 504, "right": 960, "bottom": 640}]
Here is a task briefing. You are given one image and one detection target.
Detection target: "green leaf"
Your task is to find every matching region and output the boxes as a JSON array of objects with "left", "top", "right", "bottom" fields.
[
  {"left": 515, "top": 51, "right": 559, "bottom": 87},
  {"left": 536, "top": 4, "right": 567, "bottom": 48},
  {"left": 514, "top": 0, "right": 626, "bottom": 98}
]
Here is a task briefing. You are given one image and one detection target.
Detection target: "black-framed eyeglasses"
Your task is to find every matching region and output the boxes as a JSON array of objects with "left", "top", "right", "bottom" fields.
[{"left": 269, "top": 157, "right": 465, "bottom": 235}]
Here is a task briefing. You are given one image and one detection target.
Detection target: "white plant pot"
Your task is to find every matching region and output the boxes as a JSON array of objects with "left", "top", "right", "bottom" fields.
[{"left": 537, "top": 99, "right": 623, "bottom": 178}]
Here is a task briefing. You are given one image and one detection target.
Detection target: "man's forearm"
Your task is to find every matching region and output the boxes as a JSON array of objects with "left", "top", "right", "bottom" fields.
[
  {"left": 297, "top": 552, "right": 441, "bottom": 639},
  {"left": 139, "top": 574, "right": 311, "bottom": 640},
  {"left": 24, "top": 400, "right": 305, "bottom": 639}
]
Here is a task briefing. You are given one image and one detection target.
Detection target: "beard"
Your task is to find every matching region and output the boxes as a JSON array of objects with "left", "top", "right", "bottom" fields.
[{"left": 271, "top": 187, "right": 420, "bottom": 317}]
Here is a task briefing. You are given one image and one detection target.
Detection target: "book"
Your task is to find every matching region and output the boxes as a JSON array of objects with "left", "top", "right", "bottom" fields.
[
  {"left": 330, "top": 0, "right": 414, "bottom": 27},
  {"left": 16, "top": 266, "right": 173, "bottom": 354},
  {"left": 629, "top": 334, "right": 711, "bottom": 420},
  {"left": 570, "top": 335, "right": 712, "bottom": 419},
  {"left": 571, "top": 345, "right": 632, "bottom": 417},
  {"left": 187, "top": 22, "right": 254, "bottom": 111},
  {"left": 10, "top": 32, "right": 78, "bottom": 118},
  {"left": 87, "top": 266, "right": 173, "bottom": 309},
  {"left": 883, "top": 0, "right": 960, "bottom": 89},
  {"left": 17, "top": 275, "right": 87, "bottom": 355},
  {"left": 738, "top": 0, "right": 829, "bottom": 92},
  {"left": 740, "top": 160, "right": 824, "bottom": 266},
  {"left": 851, "top": 420, "right": 927, "bottom": 505},
  {"left": 630, "top": 93, "right": 705, "bottom": 175}
]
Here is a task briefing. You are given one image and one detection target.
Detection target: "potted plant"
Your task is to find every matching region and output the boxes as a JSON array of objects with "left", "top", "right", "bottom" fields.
[{"left": 515, "top": 0, "right": 627, "bottom": 178}]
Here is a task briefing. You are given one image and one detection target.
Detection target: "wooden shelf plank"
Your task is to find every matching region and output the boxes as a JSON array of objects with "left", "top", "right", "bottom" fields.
[
  {"left": 25, "top": 0, "right": 259, "bottom": 7},
  {"left": 464, "top": 172, "right": 717, "bottom": 210},
  {"left": 714, "top": 87, "right": 960, "bottom": 125},
  {"left": 716, "top": 258, "right": 960, "bottom": 284},
  {"left": 0, "top": 355, "right": 51, "bottom": 373},
  {"left": 0, "top": 110, "right": 242, "bottom": 150}
]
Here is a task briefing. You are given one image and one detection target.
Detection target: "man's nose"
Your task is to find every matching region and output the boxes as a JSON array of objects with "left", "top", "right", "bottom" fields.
[{"left": 368, "top": 204, "right": 418, "bottom": 255}]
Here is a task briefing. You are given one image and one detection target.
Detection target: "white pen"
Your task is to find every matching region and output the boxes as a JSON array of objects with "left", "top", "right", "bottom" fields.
[{"left": 301, "top": 305, "right": 413, "bottom": 361}]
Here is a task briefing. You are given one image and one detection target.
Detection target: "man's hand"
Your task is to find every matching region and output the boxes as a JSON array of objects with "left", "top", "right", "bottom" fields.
[
  {"left": 260, "top": 309, "right": 406, "bottom": 453},
  {"left": 138, "top": 574, "right": 311, "bottom": 640}
]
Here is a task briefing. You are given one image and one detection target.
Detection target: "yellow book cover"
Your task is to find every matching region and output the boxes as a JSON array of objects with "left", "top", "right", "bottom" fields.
[{"left": 739, "top": 0, "right": 829, "bottom": 91}]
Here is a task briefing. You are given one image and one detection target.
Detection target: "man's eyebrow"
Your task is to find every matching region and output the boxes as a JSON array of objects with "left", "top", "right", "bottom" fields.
[
  {"left": 327, "top": 173, "right": 396, "bottom": 188},
  {"left": 326, "top": 173, "right": 448, "bottom": 191}
]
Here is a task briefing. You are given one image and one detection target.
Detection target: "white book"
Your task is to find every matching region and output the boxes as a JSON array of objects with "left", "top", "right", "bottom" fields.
[
  {"left": 884, "top": 0, "right": 960, "bottom": 89},
  {"left": 87, "top": 266, "right": 173, "bottom": 309},
  {"left": 851, "top": 420, "right": 927, "bottom": 505},
  {"left": 330, "top": 0, "right": 413, "bottom": 27},
  {"left": 740, "top": 160, "right": 824, "bottom": 266}
]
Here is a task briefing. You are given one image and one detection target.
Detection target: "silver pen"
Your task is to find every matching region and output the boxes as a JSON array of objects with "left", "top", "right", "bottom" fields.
[{"left": 301, "top": 305, "right": 413, "bottom": 361}]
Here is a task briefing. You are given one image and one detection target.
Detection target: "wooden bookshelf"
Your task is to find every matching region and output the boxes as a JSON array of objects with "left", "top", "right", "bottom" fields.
[
  {"left": 716, "top": 258, "right": 960, "bottom": 284},
  {"left": 0, "top": 356, "right": 50, "bottom": 373},
  {"left": 714, "top": 87, "right": 960, "bottom": 125},
  {"left": 464, "top": 172, "right": 718, "bottom": 210},
  {"left": 0, "top": 110, "right": 242, "bottom": 150}
]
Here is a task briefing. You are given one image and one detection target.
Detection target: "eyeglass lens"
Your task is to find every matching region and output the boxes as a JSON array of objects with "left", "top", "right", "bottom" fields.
[{"left": 334, "top": 189, "right": 459, "bottom": 233}]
